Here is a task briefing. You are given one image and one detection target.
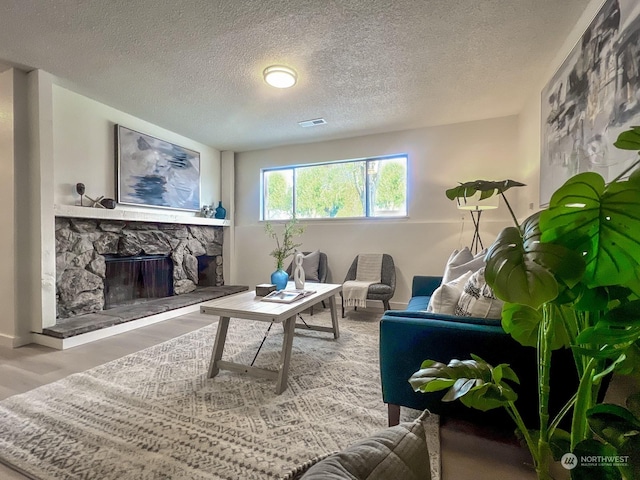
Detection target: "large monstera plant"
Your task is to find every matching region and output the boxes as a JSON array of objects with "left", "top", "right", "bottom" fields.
[{"left": 410, "top": 128, "right": 640, "bottom": 480}]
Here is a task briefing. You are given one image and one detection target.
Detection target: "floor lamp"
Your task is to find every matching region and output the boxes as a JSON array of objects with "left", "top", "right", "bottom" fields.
[{"left": 457, "top": 194, "right": 499, "bottom": 254}]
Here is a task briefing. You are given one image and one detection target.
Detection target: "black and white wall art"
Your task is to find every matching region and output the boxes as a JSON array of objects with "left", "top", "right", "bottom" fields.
[
  {"left": 116, "top": 125, "right": 201, "bottom": 211},
  {"left": 540, "top": 0, "right": 640, "bottom": 205}
]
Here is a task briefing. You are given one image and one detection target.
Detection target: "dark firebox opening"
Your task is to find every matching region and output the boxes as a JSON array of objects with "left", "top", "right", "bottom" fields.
[
  {"left": 197, "top": 255, "right": 219, "bottom": 287},
  {"left": 104, "top": 255, "right": 174, "bottom": 309}
]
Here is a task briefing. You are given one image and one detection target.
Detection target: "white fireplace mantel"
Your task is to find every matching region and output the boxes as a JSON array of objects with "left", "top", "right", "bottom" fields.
[{"left": 54, "top": 204, "right": 231, "bottom": 226}]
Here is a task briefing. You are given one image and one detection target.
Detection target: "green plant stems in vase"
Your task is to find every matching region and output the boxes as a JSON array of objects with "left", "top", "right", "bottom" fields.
[{"left": 265, "top": 218, "right": 304, "bottom": 290}]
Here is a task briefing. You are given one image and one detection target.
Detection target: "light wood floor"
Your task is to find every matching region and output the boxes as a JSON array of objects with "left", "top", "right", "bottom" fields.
[{"left": 1, "top": 309, "right": 633, "bottom": 480}]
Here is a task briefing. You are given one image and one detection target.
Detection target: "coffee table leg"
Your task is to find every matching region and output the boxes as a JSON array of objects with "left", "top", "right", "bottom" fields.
[
  {"left": 328, "top": 295, "right": 340, "bottom": 339},
  {"left": 275, "top": 316, "right": 296, "bottom": 394},
  {"left": 208, "top": 316, "right": 230, "bottom": 378}
]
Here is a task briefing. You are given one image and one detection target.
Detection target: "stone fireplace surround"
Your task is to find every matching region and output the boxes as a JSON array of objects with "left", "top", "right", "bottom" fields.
[{"left": 55, "top": 217, "right": 225, "bottom": 319}]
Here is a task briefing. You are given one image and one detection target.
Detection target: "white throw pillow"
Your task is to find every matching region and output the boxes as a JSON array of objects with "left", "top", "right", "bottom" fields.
[
  {"left": 426, "top": 270, "right": 474, "bottom": 314},
  {"left": 455, "top": 267, "right": 504, "bottom": 319},
  {"left": 442, "top": 247, "right": 486, "bottom": 284}
]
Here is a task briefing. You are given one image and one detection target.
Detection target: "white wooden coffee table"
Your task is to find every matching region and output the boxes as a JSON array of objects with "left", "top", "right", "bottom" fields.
[{"left": 200, "top": 282, "right": 342, "bottom": 394}]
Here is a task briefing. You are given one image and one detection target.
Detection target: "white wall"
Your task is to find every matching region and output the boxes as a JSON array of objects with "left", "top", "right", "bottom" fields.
[
  {"left": 518, "top": 0, "right": 606, "bottom": 209},
  {"left": 517, "top": 0, "right": 639, "bottom": 398},
  {"left": 52, "top": 85, "right": 222, "bottom": 214},
  {"left": 0, "top": 69, "right": 29, "bottom": 347},
  {"left": 27, "top": 70, "right": 57, "bottom": 333},
  {"left": 0, "top": 70, "right": 18, "bottom": 346},
  {"left": 234, "top": 116, "right": 524, "bottom": 307}
]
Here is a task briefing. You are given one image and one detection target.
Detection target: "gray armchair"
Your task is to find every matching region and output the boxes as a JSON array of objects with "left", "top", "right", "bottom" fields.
[
  {"left": 340, "top": 254, "right": 396, "bottom": 317},
  {"left": 285, "top": 251, "right": 328, "bottom": 284}
]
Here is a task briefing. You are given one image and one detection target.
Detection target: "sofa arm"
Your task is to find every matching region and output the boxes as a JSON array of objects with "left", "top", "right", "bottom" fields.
[
  {"left": 378, "top": 313, "right": 579, "bottom": 428},
  {"left": 379, "top": 314, "right": 509, "bottom": 411},
  {"left": 411, "top": 276, "right": 442, "bottom": 297}
]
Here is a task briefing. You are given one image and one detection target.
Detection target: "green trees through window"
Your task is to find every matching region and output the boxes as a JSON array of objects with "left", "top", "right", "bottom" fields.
[{"left": 263, "top": 155, "right": 407, "bottom": 220}]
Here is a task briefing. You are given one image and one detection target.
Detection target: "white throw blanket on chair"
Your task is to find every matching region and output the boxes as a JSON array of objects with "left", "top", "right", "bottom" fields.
[{"left": 343, "top": 254, "right": 383, "bottom": 307}]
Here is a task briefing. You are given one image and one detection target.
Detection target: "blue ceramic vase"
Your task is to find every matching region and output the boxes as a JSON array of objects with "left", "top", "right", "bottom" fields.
[
  {"left": 214, "top": 201, "right": 226, "bottom": 219},
  {"left": 270, "top": 268, "right": 289, "bottom": 291}
]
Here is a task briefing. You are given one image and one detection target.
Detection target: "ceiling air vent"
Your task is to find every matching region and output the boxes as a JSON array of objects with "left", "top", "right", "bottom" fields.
[{"left": 298, "top": 118, "right": 327, "bottom": 128}]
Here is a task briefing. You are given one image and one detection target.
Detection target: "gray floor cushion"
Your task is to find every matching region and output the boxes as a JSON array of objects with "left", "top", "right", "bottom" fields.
[{"left": 283, "top": 410, "right": 432, "bottom": 480}]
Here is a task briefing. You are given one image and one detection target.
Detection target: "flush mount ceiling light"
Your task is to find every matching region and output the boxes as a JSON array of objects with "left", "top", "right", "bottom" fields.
[{"left": 263, "top": 65, "right": 297, "bottom": 88}]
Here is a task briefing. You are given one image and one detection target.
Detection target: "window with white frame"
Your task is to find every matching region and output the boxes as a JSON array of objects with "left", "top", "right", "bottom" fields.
[{"left": 262, "top": 155, "right": 407, "bottom": 220}]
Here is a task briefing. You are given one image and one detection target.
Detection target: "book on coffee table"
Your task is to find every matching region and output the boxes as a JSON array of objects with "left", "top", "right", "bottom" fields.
[{"left": 261, "top": 289, "right": 317, "bottom": 303}]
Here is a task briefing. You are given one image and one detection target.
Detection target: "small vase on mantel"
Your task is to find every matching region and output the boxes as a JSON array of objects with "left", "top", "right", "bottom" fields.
[
  {"left": 271, "top": 267, "right": 289, "bottom": 291},
  {"left": 214, "top": 201, "right": 227, "bottom": 219}
]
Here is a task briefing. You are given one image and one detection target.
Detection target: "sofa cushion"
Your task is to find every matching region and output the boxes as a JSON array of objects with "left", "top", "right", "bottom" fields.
[
  {"left": 407, "top": 296, "right": 431, "bottom": 311},
  {"left": 289, "top": 250, "right": 321, "bottom": 282},
  {"left": 442, "top": 247, "right": 486, "bottom": 284},
  {"left": 382, "top": 309, "right": 506, "bottom": 328},
  {"left": 293, "top": 410, "right": 433, "bottom": 480},
  {"left": 426, "top": 270, "right": 473, "bottom": 315},
  {"left": 455, "top": 267, "right": 503, "bottom": 320}
]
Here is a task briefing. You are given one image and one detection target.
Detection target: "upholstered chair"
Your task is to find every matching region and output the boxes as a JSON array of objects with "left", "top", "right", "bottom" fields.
[{"left": 340, "top": 254, "right": 396, "bottom": 317}]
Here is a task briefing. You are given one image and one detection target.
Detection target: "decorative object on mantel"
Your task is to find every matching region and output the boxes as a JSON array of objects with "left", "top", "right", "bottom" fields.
[
  {"left": 293, "top": 251, "right": 305, "bottom": 289},
  {"left": 75, "top": 182, "right": 117, "bottom": 209},
  {"left": 446, "top": 179, "right": 525, "bottom": 254},
  {"left": 100, "top": 198, "right": 116, "bottom": 209},
  {"left": 214, "top": 201, "right": 227, "bottom": 219},
  {"left": 75, "top": 183, "right": 85, "bottom": 206},
  {"left": 116, "top": 124, "right": 201, "bottom": 211},
  {"left": 200, "top": 204, "right": 214, "bottom": 218},
  {"left": 85, "top": 194, "right": 107, "bottom": 208},
  {"left": 264, "top": 218, "right": 304, "bottom": 291}
]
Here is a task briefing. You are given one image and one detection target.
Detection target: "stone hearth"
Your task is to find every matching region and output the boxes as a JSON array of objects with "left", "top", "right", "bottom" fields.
[
  {"left": 43, "top": 285, "right": 247, "bottom": 339},
  {"left": 55, "top": 217, "right": 224, "bottom": 319}
]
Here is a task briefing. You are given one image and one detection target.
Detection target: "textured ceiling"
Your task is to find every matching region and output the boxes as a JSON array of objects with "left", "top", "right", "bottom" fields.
[{"left": 0, "top": 0, "right": 590, "bottom": 152}]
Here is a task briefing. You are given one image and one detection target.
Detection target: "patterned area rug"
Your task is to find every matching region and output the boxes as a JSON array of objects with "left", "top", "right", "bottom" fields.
[{"left": 0, "top": 309, "right": 440, "bottom": 480}]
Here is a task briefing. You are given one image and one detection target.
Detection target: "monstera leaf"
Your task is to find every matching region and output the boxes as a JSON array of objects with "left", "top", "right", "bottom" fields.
[
  {"left": 485, "top": 212, "right": 585, "bottom": 309},
  {"left": 409, "top": 355, "right": 519, "bottom": 411},
  {"left": 570, "top": 404, "right": 640, "bottom": 480},
  {"left": 501, "top": 303, "right": 572, "bottom": 349},
  {"left": 539, "top": 172, "right": 640, "bottom": 288},
  {"left": 577, "top": 300, "right": 640, "bottom": 346},
  {"left": 614, "top": 125, "right": 640, "bottom": 151},
  {"left": 445, "top": 179, "right": 525, "bottom": 202},
  {"left": 571, "top": 439, "right": 623, "bottom": 480}
]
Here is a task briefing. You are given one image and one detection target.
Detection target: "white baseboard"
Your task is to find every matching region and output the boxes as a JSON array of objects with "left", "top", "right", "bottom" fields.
[
  {"left": 340, "top": 299, "right": 406, "bottom": 312},
  {"left": 0, "top": 333, "right": 15, "bottom": 348},
  {"left": 31, "top": 303, "right": 204, "bottom": 350},
  {"left": 0, "top": 333, "right": 33, "bottom": 348}
]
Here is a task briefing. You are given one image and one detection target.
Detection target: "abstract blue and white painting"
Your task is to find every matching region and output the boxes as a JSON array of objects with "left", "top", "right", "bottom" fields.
[{"left": 116, "top": 125, "right": 201, "bottom": 211}]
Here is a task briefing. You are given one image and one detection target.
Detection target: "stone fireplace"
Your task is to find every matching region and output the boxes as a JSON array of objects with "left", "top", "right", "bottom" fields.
[{"left": 55, "top": 217, "right": 224, "bottom": 319}]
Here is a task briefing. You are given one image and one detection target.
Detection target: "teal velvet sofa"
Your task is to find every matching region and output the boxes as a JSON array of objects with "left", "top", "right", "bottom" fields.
[{"left": 379, "top": 275, "right": 581, "bottom": 429}]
